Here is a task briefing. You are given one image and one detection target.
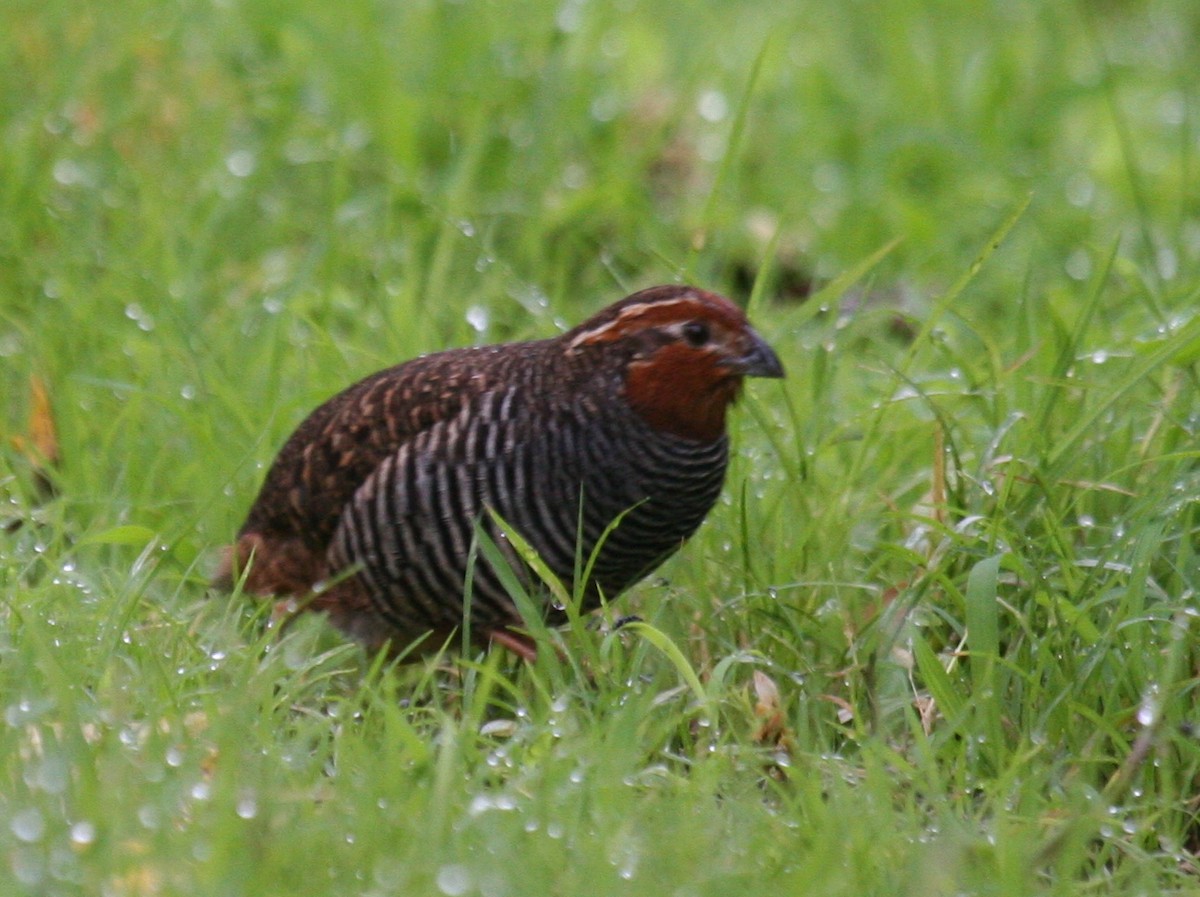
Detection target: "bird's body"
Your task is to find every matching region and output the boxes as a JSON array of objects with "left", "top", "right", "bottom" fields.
[{"left": 216, "top": 285, "right": 782, "bottom": 655}]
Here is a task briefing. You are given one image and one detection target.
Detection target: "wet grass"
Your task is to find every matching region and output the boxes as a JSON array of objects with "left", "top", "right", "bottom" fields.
[{"left": 2, "top": 0, "right": 1200, "bottom": 894}]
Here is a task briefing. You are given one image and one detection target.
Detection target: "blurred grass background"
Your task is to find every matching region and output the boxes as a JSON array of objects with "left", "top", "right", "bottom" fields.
[{"left": 2, "top": 0, "right": 1199, "bottom": 894}]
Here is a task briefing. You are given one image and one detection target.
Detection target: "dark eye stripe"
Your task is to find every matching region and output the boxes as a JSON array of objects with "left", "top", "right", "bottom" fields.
[{"left": 682, "top": 320, "right": 710, "bottom": 346}]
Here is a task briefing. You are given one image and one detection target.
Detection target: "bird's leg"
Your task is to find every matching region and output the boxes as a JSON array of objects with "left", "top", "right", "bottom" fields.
[{"left": 486, "top": 627, "right": 539, "bottom": 663}]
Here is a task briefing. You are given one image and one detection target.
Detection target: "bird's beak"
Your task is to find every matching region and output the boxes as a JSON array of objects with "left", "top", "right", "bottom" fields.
[{"left": 732, "top": 328, "right": 785, "bottom": 379}]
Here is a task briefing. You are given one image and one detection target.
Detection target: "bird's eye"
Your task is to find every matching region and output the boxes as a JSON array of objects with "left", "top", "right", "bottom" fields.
[{"left": 681, "top": 320, "right": 711, "bottom": 347}]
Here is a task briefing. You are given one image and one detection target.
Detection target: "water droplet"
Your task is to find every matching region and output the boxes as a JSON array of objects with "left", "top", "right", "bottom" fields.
[
  {"left": 1137, "top": 686, "right": 1159, "bottom": 726},
  {"left": 436, "top": 863, "right": 472, "bottom": 896},
  {"left": 342, "top": 121, "right": 370, "bottom": 151},
  {"left": 561, "top": 163, "right": 586, "bottom": 189},
  {"left": 480, "top": 719, "right": 517, "bottom": 738},
  {"left": 226, "top": 150, "right": 256, "bottom": 178},
  {"left": 466, "top": 305, "right": 489, "bottom": 332},
  {"left": 590, "top": 93, "right": 619, "bottom": 122},
  {"left": 118, "top": 726, "right": 141, "bottom": 747},
  {"left": 11, "top": 807, "right": 45, "bottom": 843},
  {"left": 124, "top": 302, "right": 155, "bottom": 332},
  {"left": 9, "top": 847, "right": 43, "bottom": 886},
  {"left": 69, "top": 820, "right": 96, "bottom": 846},
  {"left": 456, "top": 219, "right": 475, "bottom": 238},
  {"left": 556, "top": 0, "right": 584, "bottom": 33},
  {"left": 52, "top": 158, "right": 86, "bottom": 186},
  {"left": 1157, "top": 247, "right": 1178, "bottom": 280},
  {"left": 697, "top": 89, "right": 728, "bottom": 123},
  {"left": 165, "top": 746, "right": 184, "bottom": 768},
  {"left": 1159, "top": 90, "right": 1185, "bottom": 126},
  {"left": 33, "top": 754, "right": 68, "bottom": 794},
  {"left": 1065, "top": 172, "right": 1094, "bottom": 207},
  {"left": 137, "top": 805, "right": 160, "bottom": 830},
  {"left": 236, "top": 795, "right": 258, "bottom": 819}
]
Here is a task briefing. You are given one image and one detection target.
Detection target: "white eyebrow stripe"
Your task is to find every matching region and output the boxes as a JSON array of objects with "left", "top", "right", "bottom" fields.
[{"left": 566, "top": 297, "right": 702, "bottom": 350}]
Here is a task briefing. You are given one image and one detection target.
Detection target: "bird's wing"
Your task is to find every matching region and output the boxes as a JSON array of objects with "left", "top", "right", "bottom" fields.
[{"left": 222, "top": 345, "right": 521, "bottom": 594}]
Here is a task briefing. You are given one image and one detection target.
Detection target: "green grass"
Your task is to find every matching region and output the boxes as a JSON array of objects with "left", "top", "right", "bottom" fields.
[{"left": 3, "top": 0, "right": 1200, "bottom": 894}]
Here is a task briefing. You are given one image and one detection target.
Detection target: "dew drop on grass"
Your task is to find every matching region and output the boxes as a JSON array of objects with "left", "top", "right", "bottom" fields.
[
  {"left": 1137, "top": 685, "right": 1160, "bottom": 726},
  {"left": 138, "top": 805, "right": 160, "bottom": 830},
  {"left": 52, "top": 158, "right": 86, "bottom": 186},
  {"left": 10, "top": 848, "right": 43, "bottom": 887},
  {"left": 1065, "top": 172, "right": 1094, "bottom": 207},
  {"left": 561, "top": 163, "right": 586, "bottom": 189},
  {"left": 124, "top": 302, "right": 155, "bottom": 331},
  {"left": 436, "top": 863, "right": 472, "bottom": 896},
  {"left": 697, "top": 89, "right": 728, "bottom": 122},
  {"left": 590, "top": 93, "right": 619, "bottom": 122},
  {"left": 1157, "top": 247, "right": 1179, "bottom": 280},
  {"left": 236, "top": 795, "right": 258, "bottom": 820},
  {"left": 478, "top": 869, "right": 511, "bottom": 897},
  {"left": 69, "top": 821, "right": 96, "bottom": 846},
  {"left": 226, "top": 150, "right": 256, "bottom": 177},
  {"left": 11, "top": 807, "right": 45, "bottom": 843},
  {"left": 480, "top": 719, "right": 517, "bottom": 738},
  {"left": 33, "top": 754, "right": 68, "bottom": 794},
  {"left": 556, "top": 0, "right": 583, "bottom": 33},
  {"left": 465, "top": 305, "right": 490, "bottom": 333}
]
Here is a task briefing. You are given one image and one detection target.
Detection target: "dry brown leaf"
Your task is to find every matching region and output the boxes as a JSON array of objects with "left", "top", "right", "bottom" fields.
[
  {"left": 751, "top": 670, "right": 795, "bottom": 750},
  {"left": 10, "top": 373, "right": 60, "bottom": 499}
]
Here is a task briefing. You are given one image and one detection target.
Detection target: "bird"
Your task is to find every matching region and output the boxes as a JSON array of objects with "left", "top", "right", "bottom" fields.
[{"left": 214, "top": 284, "right": 784, "bottom": 659}]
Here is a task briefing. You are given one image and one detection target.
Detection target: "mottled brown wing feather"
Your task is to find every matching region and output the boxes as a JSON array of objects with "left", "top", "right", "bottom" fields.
[{"left": 223, "top": 343, "right": 538, "bottom": 594}]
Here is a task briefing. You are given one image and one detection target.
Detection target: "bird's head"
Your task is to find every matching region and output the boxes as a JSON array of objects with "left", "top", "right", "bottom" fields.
[{"left": 565, "top": 285, "right": 784, "bottom": 442}]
